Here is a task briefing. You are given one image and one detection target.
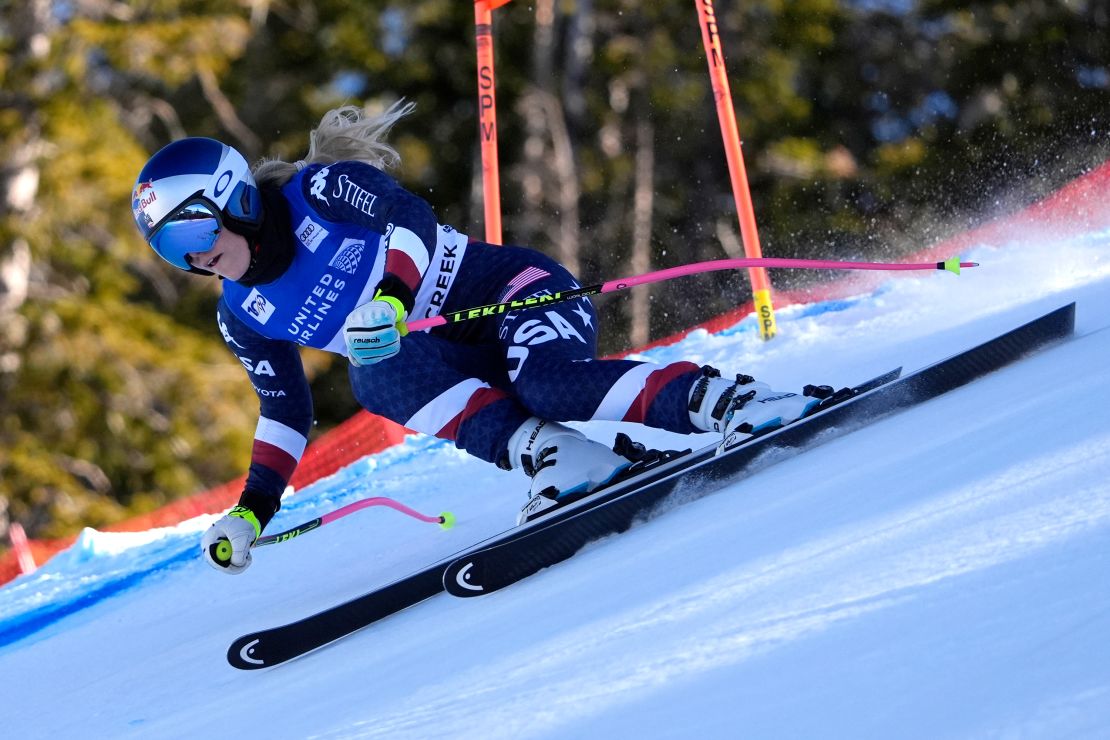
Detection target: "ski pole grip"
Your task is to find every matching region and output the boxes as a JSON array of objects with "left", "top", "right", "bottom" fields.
[{"left": 209, "top": 537, "right": 234, "bottom": 568}]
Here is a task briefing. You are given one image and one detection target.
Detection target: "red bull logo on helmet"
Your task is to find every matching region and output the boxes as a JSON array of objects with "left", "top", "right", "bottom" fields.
[{"left": 132, "top": 180, "right": 158, "bottom": 227}]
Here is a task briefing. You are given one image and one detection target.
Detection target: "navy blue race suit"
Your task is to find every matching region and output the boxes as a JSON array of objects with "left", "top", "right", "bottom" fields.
[{"left": 217, "top": 162, "right": 703, "bottom": 509}]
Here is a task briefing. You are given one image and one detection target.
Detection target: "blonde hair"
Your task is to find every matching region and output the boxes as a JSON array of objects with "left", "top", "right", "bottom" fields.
[{"left": 254, "top": 99, "right": 416, "bottom": 188}]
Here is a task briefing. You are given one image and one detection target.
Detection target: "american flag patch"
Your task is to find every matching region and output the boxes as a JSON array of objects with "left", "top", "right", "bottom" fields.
[{"left": 499, "top": 266, "right": 551, "bottom": 302}]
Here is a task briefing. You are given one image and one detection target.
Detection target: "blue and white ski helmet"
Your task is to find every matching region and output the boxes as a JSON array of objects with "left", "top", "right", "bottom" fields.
[{"left": 131, "top": 137, "right": 263, "bottom": 271}]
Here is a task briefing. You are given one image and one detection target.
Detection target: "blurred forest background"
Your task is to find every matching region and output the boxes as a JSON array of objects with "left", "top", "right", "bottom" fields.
[{"left": 1, "top": 0, "right": 1108, "bottom": 544}]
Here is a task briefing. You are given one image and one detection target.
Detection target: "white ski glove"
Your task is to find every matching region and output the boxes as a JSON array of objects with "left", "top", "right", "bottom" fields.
[
  {"left": 344, "top": 291, "right": 408, "bottom": 366},
  {"left": 201, "top": 506, "right": 261, "bottom": 575}
]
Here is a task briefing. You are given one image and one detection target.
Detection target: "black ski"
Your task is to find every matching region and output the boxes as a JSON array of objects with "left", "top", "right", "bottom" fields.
[
  {"left": 442, "top": 303, "right": 1077, "bottom": 597},
  {"left": 227, "top": 371, "right": 899, "bottom": 669},
  {"left": 227, "top": 304, "right": 1074, "bottom": 668}
]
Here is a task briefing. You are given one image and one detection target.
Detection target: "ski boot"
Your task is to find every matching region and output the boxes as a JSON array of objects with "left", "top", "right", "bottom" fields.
[
  {"left": 688, "top": 368, "right": 834, "bottom": 452},
  {"left": 504, "top": 418, "right": 645, "bottom": 525}
]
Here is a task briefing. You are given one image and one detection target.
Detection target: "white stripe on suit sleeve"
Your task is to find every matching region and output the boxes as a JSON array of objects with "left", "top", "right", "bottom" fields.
[
  {"left": 255, "top": 416, "right": 308, "bottom": 460},
  {"left": 387, "top": 226, "right": 432, "bottom": 276}
]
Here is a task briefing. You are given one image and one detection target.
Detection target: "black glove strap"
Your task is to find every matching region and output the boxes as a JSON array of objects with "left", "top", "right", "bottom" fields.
[{"left": 237, "top": 488, "right": 280, "bottom": 533}]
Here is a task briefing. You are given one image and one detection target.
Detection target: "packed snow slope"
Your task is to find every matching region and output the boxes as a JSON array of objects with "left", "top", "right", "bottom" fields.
[{"left": 2, "top": 226, "right": 1109, "bottom": 739}]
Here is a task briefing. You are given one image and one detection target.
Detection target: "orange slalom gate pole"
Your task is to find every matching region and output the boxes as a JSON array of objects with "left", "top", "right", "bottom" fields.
[
  {"left": 695, "top": 0, "right": 777, "bottom": 340},
  {"left": 9, "top": 522, "right": 36, "bottom": 575},
  {"left": 475, "top": 1, "right": 512, "bottom": 244}
]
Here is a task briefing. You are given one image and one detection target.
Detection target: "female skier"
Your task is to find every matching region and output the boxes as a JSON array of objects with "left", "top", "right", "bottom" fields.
[{"left": 130, "top": 102, "right": 823, "bottom": 574}]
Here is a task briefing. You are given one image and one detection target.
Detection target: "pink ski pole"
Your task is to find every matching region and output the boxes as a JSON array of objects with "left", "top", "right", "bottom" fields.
[
  {"left": 210, "top": 497, "right": 454, "bottom": 566},
  {"left": 254, "top": 497, "right": 456, "bottom": 548},
  {"left": 405, "top": 256, "right": 978, "bottom": 332}
]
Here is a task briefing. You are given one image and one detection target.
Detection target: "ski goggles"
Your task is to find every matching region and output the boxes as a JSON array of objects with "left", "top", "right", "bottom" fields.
[{"left": 148, "top": 199, "right": 223, "bottom": 271}]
